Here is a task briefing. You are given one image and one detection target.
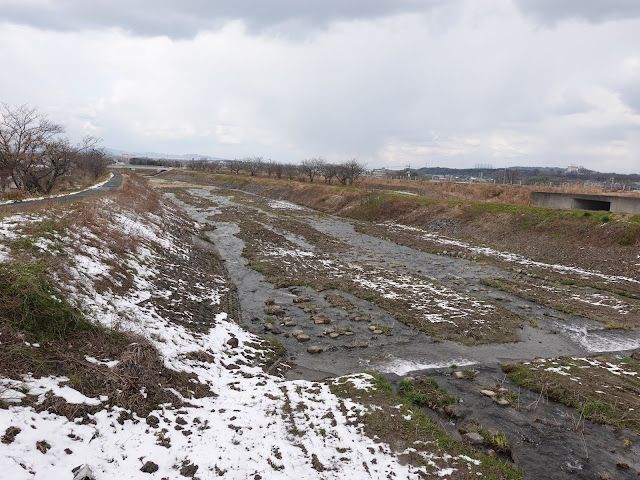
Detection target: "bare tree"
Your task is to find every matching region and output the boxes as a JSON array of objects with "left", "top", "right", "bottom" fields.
[
  {"left": 245, "top": 156, "right": 263, "bottom": 177},
  {"left": 0, "top": 103, "right": 64, "bottom": 193},
  {"left": 75, "top": 141, "right": 108, "bottom": 179},
  {"left": 227, "top": 159, "right": 243, "bottom": 175},
  {"left": 337, "top": 158, "right": 366, "bottom": 186},
  {"left": 273, "top": 161, "right": 284, "bottom": 179},
  {"left": 300, "top": 157, "right": 325, "bottom": 183},
  {"left": 264, "top": 159, "right": 276, "bottom": 178},
  {"left": 321, "top": 162, "right": 338, "bottom": 184},
  {"left": 283, "top": 163, "right": 298, "bottom": 181}
]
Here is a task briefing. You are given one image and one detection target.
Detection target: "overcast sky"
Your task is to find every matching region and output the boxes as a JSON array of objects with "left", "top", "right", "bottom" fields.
[{"left": 1, "top": 0, "right": 639, "bottom": 173}]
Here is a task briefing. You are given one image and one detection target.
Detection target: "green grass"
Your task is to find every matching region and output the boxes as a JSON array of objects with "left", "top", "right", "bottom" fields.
[
  {"left": 0, "top": 262, "right": 93, "bottom": 341},
  {"left": 398, "top": 377, "right": 457, "bottom": 409}
]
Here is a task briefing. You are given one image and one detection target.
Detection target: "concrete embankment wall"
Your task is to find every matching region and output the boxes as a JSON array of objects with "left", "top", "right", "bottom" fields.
[{"left": 531, "top": 192, "right": 640, "bottom": 214}]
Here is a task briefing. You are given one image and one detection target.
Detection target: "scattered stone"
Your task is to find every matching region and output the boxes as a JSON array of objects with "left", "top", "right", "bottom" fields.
[
  {"left": 146, "top": 415, "right": 160, "bottom": 428},
  {"left": 292, "top": 329, "right": 304, "bottom": 337},
  {"left": 264, "top": 298, "right": 275, "bottom": 306},
  {"left": 73, "top": 464, "right": 96, "bottom": 480},
  {"left": 464, "top": 432, "right": 484, "bottom": 445},
  {"left": 368, "top": 325, "right": 377, "bottom": 331},
  {"left": 631, "top": 351, "right": 640, "bottom": 361},
  {"left": 1, "top": 426, "right": 21, "bottom": 444},
  {"left": 64, "top": 448, "right": 73, "bottom": 454},
  {"left": 495, "top": 398, "right": 510, "bottom": 406},
  {"left": 293, "top": 295, "right": 311, "bottom": 304},
  {"left": 344, "top": 331, "right": 354, "bottom": 336},
  {"left": 480, "top": 389, "right": 496, "bottom": 398},
  {"left": 487, "top": 449, "right": 497, "bottom": 457},
  {"left": 312, "top": 315, "right": 333, "bottom": 325},
  {"left": 616, "top": 462, "right": 630, "bottom": 469},
  {"left": 179, "top": 461, "right": 199, "bottom": 477},
  {"left": 140, "top": 461, "right": 159, "bottom": 473},
  {"left": 176, "top": 417, "right": 188, "bottom": 425},
  {"left": 497, "top": 387, "right": 509, "bottom": 394},
  {"left": 296, "top": 334, "right": 310, "bottom": 342},
  {"left": 453, "top": 371, "right": 465, "bottom": 379},
  {"left": 329, "top": 332, "right": 340, "bottom": 339},
  {"left": 265, "top": 324, "right": 282, "bottom": 334},
  {"left": 307, "top": 346, "right": 324, "bottom": 354},
  {"left": 264, "top": 305, "right": 287, "bottom": 316},
  {"left": 373, "top": 329, "right": 383, "bottom": 335},
  {"left": 226, "top": 337, "right": 239, "bottom": 348}
]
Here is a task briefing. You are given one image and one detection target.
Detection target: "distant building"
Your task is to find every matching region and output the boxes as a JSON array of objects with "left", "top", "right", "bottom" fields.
[{"left": 370, "top": 168, "right": 390, "bottom": 178}]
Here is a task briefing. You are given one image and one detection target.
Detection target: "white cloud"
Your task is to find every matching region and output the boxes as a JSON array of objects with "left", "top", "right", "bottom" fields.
[{"left": 0, "top": 0, "right": 638, "bottom": 172}]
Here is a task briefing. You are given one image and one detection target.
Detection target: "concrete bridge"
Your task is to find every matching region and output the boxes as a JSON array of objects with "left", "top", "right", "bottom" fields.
[{"left": 531, "top": 191, "right": 640, "bottom": 214}]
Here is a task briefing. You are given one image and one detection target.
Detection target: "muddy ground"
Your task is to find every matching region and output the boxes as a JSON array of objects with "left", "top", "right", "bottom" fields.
[{"left": 153, "top": 175, "right": 640, "bottom": 479}]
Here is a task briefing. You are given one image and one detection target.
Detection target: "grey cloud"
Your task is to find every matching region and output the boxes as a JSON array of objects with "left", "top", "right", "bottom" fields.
[
  {"left": 552, "top": 92, "right": 594, "bottom": 116},
  {"left": 619, "top": 82, "right": 640, "bottom": 114},
  {"left": 0, "top": 0, "right": 440, "bottom": 38},
  {"left": 514, "top": 0, "right": 640, "bottom": 24}
]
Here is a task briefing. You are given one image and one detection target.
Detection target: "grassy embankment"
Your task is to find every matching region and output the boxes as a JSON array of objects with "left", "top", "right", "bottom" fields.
[{"left": 0, "top": 175, "right": 208, "bottom": 418}]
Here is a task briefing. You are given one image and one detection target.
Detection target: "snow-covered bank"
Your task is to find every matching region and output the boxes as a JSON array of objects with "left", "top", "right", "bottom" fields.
[{"left": 1, "top": 181, "right": 497, "bottom": 479}]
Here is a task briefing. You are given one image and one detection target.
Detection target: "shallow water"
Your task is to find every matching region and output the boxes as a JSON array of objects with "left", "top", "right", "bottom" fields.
[{"left": 161, "top": 183, "right": 640, "bottom": 379}]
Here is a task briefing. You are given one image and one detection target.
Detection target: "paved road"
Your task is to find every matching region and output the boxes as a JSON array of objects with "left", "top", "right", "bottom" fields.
[{"left": 0, "top": 172, "right": 123, "bottom": 214}]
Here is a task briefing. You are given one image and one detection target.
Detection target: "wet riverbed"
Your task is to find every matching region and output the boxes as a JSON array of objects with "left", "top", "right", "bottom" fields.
[
  {"left": 155, "top": 178, "right": 640, "bottom": 479},
  {"left": 159, "top": 180, "right": 640, "bottom": 379}
]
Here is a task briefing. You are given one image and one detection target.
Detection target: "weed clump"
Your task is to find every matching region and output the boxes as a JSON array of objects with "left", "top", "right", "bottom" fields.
[{"left": 0, "top": 263, "right": 93, "bottom": 341}]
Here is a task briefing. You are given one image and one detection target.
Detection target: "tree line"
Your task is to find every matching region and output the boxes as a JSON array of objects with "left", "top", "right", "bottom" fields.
[
  {"left": 0, "top": 104, "right": 109, "bottom": 194},
  {"left": 188, "top": 156, "right": 367, "bottom": 185}
]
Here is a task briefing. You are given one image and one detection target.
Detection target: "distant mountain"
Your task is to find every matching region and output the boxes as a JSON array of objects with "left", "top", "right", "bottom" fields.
[{"left": 104, "top": 148, "right": 227, "bottom": 162}]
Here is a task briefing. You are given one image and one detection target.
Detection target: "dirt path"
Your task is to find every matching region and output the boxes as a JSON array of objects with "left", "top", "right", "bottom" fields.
[{"left": 153, "top": 177, "right": 640, "bottom": 479}]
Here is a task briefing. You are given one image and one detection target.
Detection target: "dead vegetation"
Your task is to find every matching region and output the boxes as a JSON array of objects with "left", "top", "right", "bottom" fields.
[{"left": 0, "top": 173, "right": 224, "bottom": 418}]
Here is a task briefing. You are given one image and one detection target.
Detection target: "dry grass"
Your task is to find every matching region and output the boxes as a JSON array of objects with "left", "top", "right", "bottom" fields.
[
  {"left": 359, "top": 177, "right": 640, "bottom": 206},
  {"left": 0, "top": 172, "right": 214, "bottom": 417}
]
